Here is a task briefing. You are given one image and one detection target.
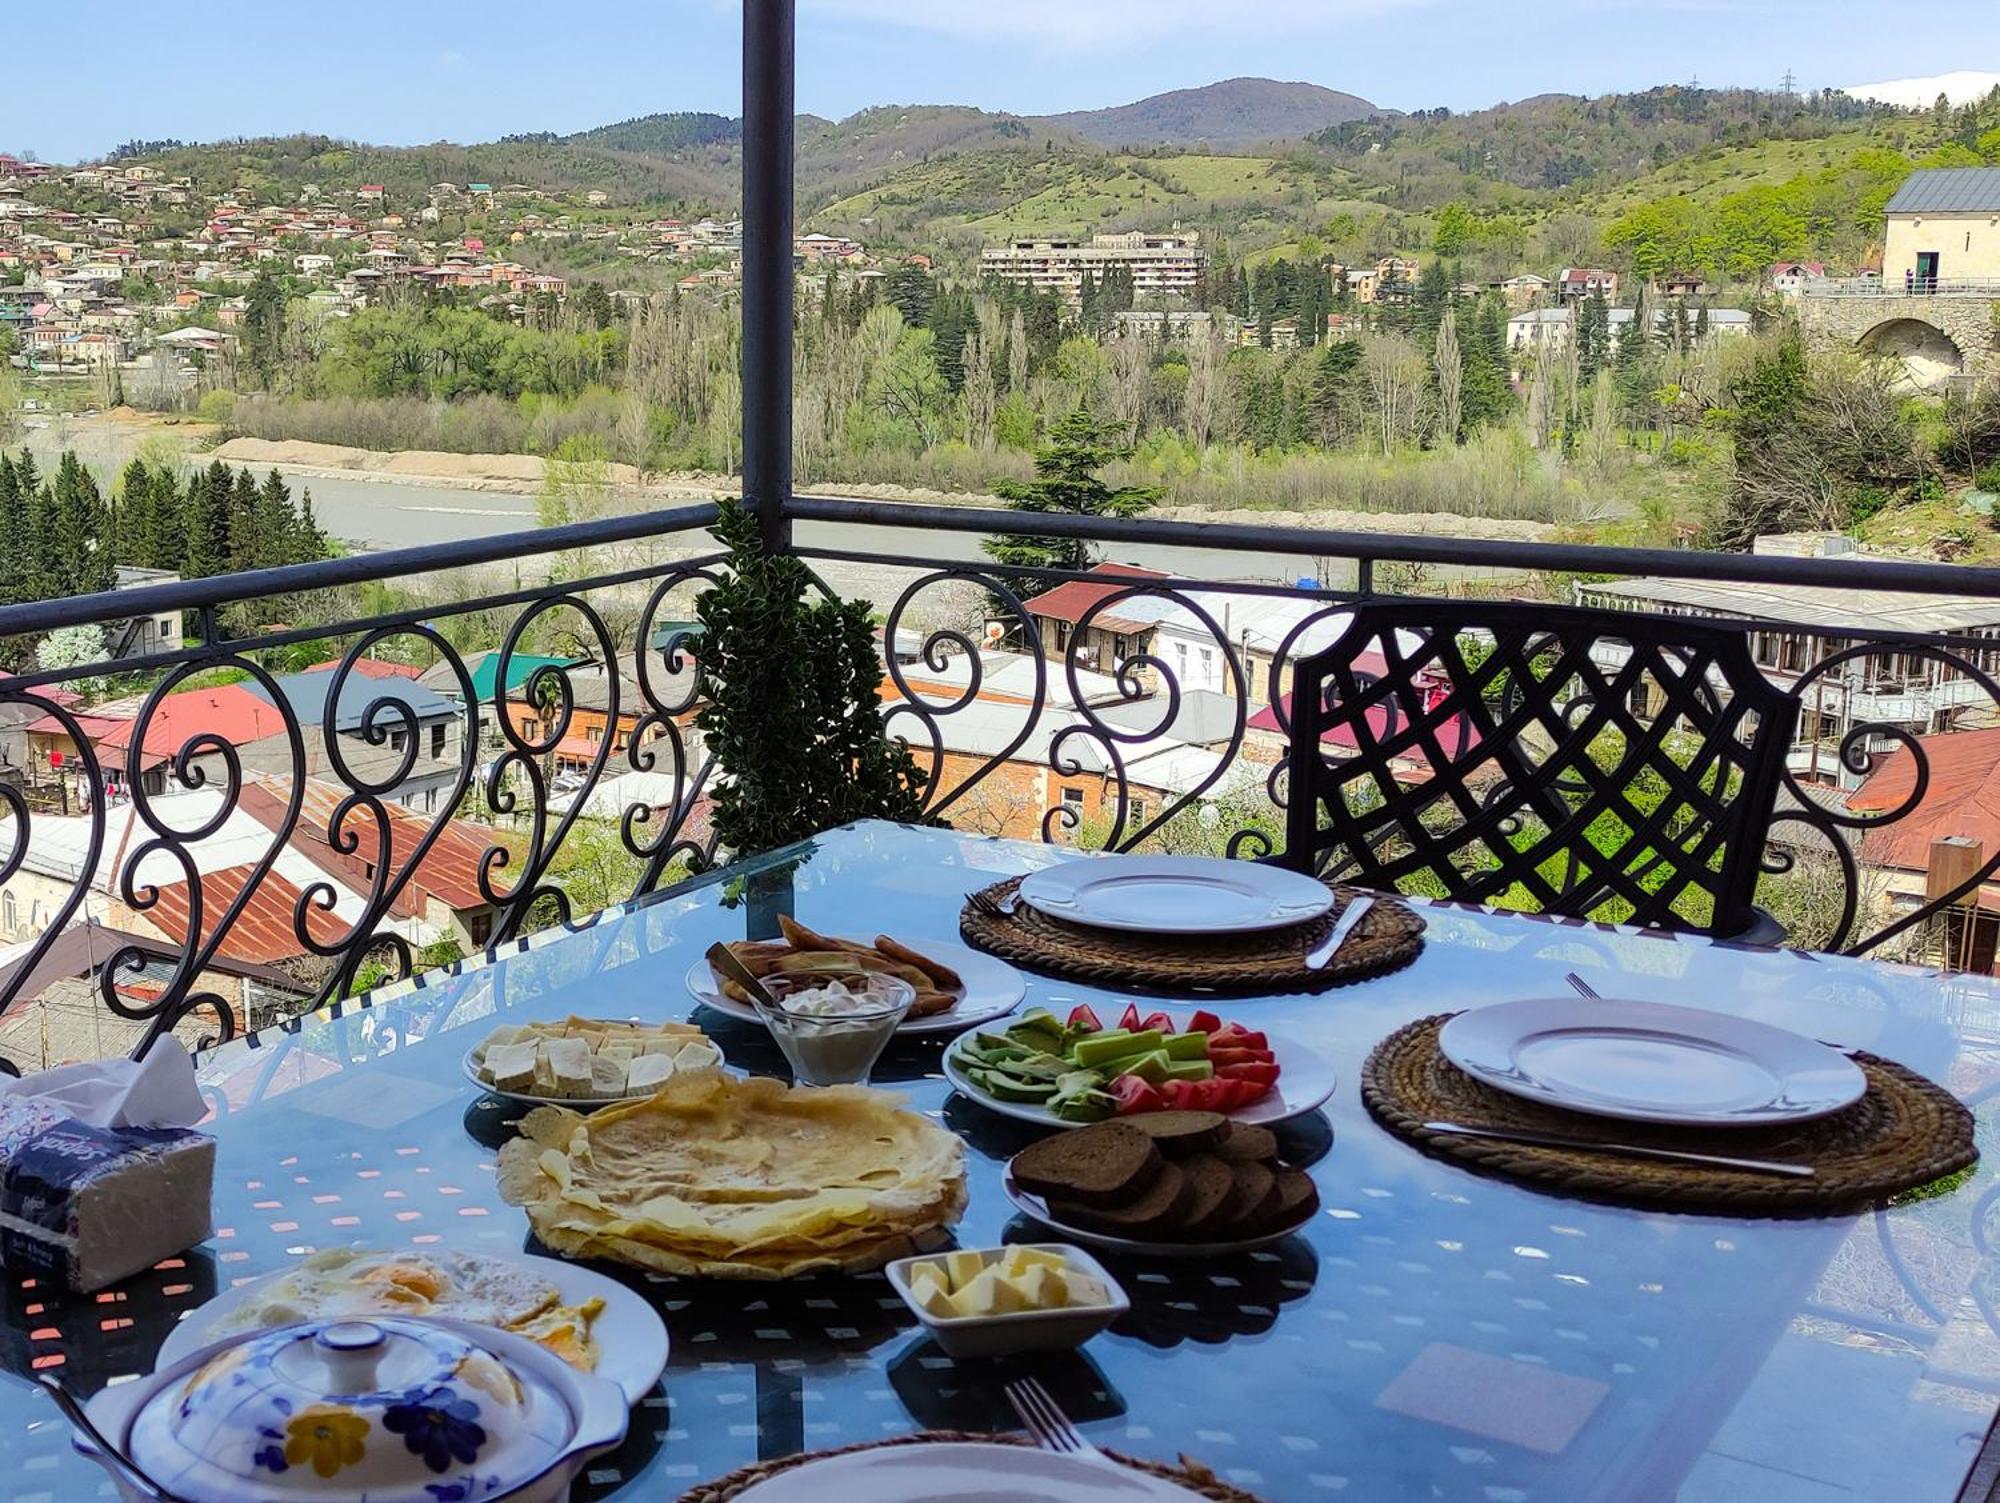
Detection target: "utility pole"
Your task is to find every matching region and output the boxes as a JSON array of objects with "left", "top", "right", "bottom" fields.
[{"left": 1782, "top": 69, "right": 1798, "bottom": 97}]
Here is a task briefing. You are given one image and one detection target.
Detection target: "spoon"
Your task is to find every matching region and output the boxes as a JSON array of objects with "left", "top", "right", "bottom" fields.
[
  {"left": 35, "top": 1374, "right": 191, "bottom": 1503},
  {"left": 706, "top": 942, "right": 782, "bottom": 1011}
]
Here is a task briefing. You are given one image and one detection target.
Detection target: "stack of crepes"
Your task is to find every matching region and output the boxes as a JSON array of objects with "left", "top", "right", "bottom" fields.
[{"left": 497, "top": 1072, "right": 967, "bottom": 1278}]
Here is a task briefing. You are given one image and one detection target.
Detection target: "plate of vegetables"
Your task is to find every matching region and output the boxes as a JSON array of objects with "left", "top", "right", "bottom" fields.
[{"left": 944, "top": 1002, "right": 1336, "bottom": 1128}]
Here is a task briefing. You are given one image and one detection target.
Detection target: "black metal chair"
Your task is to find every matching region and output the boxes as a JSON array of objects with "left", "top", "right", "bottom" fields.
[{"left": 1278, "top": 600, "right": 1799, "bottom": 940}]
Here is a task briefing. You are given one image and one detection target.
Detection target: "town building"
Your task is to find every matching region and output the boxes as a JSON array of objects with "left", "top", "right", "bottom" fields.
[
  {"left": 1882, "top": 168, "right": 2000, "bottom": 291},
  {"left": 979, "top": 232, "right": 1206, "bottom": 309},
  {"left": 1555, "top": 267, "right": 1620, "bottom": 303}
]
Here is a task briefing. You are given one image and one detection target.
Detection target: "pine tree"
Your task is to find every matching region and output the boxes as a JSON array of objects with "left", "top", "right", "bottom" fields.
[
  {"left": 982, "top": 411, "right": 1162, "bottom": 585},
  {"left": 227, "top": 467, "right": 261, "bottom": 571},
  {"left": 50, "top": 453, "right": 113, "bottom": 594},
  {"left": 295, "top": 486, "right": 327, "bottom": 560},
  {"left": 0, "top": 455, "right": 23, "bottom": 607}
]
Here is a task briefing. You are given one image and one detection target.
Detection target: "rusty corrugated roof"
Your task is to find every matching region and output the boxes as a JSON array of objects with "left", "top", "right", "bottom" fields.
[{"left": 144, "top": 862, "right": 351, "bottom": 967}]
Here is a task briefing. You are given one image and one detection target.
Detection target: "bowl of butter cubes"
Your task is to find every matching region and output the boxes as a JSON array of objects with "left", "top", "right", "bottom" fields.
[
  {"left": 463, "top": 1015, "right": 726, "bottom": 1106},
  {"left": 886, "top": 1243, "right": 1128, "bottom": 1358}
]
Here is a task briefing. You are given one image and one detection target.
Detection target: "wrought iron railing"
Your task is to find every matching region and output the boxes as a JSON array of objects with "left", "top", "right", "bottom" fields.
[{"left": 5, "top": 490, "right": 2000, "bottom": 1071}]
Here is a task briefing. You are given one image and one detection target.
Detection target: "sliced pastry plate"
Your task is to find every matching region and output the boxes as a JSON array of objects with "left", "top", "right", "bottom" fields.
[
  {"left": 1000, "top": 1165, "right": 1316, "bottom": 1259},
  {"left": 154, "top": 1252, "right": 668, "bottom": 1406},
  {"left": 731, "top": 1442, "right": 1208, "bottom": 1502},
  {"left": 459, "top": 1037, "right": 730, "bottom": 1110},
  {"left": 685, "top": 937, "right": 1026, "bottom": 1037},
  {"left": 945, "top": 1018, "right": 1336, "bottom": 1130}
]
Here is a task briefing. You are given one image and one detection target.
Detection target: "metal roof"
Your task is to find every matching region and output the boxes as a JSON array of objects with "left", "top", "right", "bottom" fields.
[
  {"left": 1884, "top": 168, "right": 2000, "bottom": 214},
  {"left": 1578, "top": 574, "right": 2000, "bottom": 634}
]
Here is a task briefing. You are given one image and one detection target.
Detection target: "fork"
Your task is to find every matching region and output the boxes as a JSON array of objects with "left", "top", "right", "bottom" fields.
[
  {"left": 1006, "top": 1376, "right": 1109, "bottom": 1464},
  {"left": 966, "top": 886, "right": 1020, "bottom": 919}
]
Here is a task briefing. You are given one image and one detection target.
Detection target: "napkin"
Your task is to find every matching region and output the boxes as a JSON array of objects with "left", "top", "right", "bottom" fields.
[{"left": 0, "top": 1037, "right": 207, "bottom": 1129}]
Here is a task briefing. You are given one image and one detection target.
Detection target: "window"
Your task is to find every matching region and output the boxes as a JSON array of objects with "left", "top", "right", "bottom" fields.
[
  {"left": 468, "top": 912, "right": 493, "bottom": 948},
  {"left": 1129, "top": 798, "right": 1148, "bottom": 825},
  {"left": 587, "top": 726, "right": 602, "bottom": 743},
  {"left": 430, "top": 723, "right": 445, "bottom": 759},
  {"left": 389, "top": 728, "right": 407, "bottom": 751},
  {"left": 3, "top": 892, "right": 14, "bottom": 929},
  {"left": 1061, "top": 787, "right": 1084, "bottom": 810},
  {"left": 1053, "top": 620, "right": 1072, "bottom": 654}
]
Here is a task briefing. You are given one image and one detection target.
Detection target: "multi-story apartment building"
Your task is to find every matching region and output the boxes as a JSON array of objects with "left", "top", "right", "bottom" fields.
[{"left": 979, "top": 231, "right": 1205, "bottom": 308}]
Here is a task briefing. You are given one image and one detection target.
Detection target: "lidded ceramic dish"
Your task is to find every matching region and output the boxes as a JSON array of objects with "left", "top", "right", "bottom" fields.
[{"left": 79, "top": 1315, "right": 627, "bottom": 1503}]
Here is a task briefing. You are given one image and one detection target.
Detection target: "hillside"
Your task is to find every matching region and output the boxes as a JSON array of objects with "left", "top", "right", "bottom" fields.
[
  {"left": 1310, "top": 85, "right": 1899, "bottom": 204},
  {"left": 1041, "top": 78, "right": 1379, "bottom": 148}
]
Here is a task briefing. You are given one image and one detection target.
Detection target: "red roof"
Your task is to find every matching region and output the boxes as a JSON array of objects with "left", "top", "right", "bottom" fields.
[
  {"left": 1847, "top": 728, "right": 2000, "bottom": 874},
  {"left": 1022, "top": 564, "right": 1169, "bottom": 627},
  {"left": 145, "top": 863, "right": 350, "bottom": 966},
  {"left": 238, "top": 778, "right": 494, "bottom": 917},
  {"left": 96, "top": 684, "right": 290, "bottom": 766},
  {"left": 1249, "top": 668, "right": 1479, "bottom": 782},
  {"left": 305, "top": 657, "right": 424, "bottom": 680}
]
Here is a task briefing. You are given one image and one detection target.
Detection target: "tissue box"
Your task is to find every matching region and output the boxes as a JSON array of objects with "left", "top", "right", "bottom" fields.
[{"left": 0, "top": 1098, "right": 214, "bottom": 1292}]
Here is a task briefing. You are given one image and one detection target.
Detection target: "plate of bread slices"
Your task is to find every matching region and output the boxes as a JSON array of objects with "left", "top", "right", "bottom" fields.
[
  {"left": 463, "top": 1015, "right": 726, "bottom": 1107},
  {"left": 1002, "top": 1111, "right": 1320, "bottom": 1256}
]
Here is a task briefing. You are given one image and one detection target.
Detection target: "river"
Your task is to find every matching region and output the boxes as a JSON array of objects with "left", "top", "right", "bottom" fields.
[{"left": 19, "top": 417, "right": 1482, "bottom": 591}]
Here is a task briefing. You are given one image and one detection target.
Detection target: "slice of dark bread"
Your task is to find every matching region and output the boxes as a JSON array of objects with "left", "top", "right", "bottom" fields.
[
  {"left": 1212, "top": 1122, "right": 1278, "bottom": 1164},
  {"left": 1262, "top": 1168, "right": 1319, "bottom": 1233},
  {"left": 1012, "top": 1121, "right": 1161, "bottom": 1207},
  {"left": 1050, "top": 1162, "right": 1193, "bottom": 1238},
  {"left": 1122, "top": 1110, "right": 1230, "bottom": 1156},
  {"left": 1172, "top": 1154, "right": 1239, "bottom": 1240},
  {"left": 1215, "top": 1160, "right": 1281, "bottom": 1237}
]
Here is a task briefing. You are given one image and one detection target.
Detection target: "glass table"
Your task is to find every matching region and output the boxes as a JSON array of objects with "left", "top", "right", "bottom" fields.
[{"left": 6, "top": 821, "right": 2000, "bottom": 1502}]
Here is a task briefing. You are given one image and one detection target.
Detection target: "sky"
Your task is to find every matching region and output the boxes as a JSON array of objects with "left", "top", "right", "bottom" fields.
[{"left": 4, "top": 0, "right": 2000, "bottom": 164}]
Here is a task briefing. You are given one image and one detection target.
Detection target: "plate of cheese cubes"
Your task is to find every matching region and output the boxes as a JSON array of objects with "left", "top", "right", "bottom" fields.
[
  {"left": 885, "top": 1243, "right": 1127, "bottom": 1358},
  {"left": 463, "top": 1015, "right": 726, "bottom": 1107}
]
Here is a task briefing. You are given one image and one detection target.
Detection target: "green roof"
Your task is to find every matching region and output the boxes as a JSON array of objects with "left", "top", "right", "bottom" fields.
[{"left": 470, "top": 652, "right": 572, "bottom": 700}]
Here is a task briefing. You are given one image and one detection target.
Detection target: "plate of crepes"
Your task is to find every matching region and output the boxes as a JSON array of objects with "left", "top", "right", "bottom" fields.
[
  {"left": 945, "top": 1003, "right": 1333, "bottom": 1128},
  {"left": 1002, "top": 1112, "right": 1320, "bottom": 1257},
  {"left": 499, "top": 1071, "right": 968, "bottom": 1277},
  {"left": 463, "top": 1014, "right": 725, "bottom": 1107},
  {"left": 686, "top": 915, "right": 1025, "bottom": 1036},
  {"left": 155, "top": 1245, "right": 668, "bottom": 1404}
]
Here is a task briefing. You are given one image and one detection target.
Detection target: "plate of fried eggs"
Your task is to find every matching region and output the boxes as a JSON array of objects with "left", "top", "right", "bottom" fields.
[{"left": 157, "top": 1246, "right": 667, "bottom": 1404}]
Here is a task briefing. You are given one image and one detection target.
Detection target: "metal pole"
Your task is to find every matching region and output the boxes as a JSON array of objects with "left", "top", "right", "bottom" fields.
[{"left": 742, "top": 0, "right": 795, "bottom": 555}]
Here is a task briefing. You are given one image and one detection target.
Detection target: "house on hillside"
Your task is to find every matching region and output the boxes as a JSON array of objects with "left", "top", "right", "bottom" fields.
[
  {"left": 246, "top": 671, "right": 465, "bottom": 810},
  {"left": 1882, "top": 168, "right": 2000, "bottom": 290},
  {"left": 1020, "top": 564, "right": 1174, "bottom": 679},
  {"left": 1501, "top": 273, "right": 1552, "bottom": 309},
  {"left": 1575, "top": 533, "right": 2000, "bottom": 787},
  {"left": 28, "top": 683, "right": 295, "bottom": 799},
  {"left": 1556, "top": 267, "right": 1619, "bottom": 302},
  {"left": 1846, "top": 727, "right": 2000, "bottom": 972},
  {"left": 1770, "top": 260, "right": 1829, "bottom": 298}
]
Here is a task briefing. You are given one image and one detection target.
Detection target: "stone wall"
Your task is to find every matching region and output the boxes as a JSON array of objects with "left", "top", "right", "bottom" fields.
[{"left": 1798, "top": 294, "right": 2000, "bottom": 387}]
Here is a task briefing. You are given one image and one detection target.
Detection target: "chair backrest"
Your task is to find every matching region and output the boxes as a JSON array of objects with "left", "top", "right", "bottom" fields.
[{"left": 1280, "top": 599, "right": 1798, "bottom": 938}]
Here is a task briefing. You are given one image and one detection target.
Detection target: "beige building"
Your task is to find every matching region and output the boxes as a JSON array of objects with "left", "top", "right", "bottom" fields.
[
  {"left": 1882, "top": 168, "right": 2000, "bottom": 290},
  {"left": 980, "top": 232, "right": 1205, "bottom": 308}
]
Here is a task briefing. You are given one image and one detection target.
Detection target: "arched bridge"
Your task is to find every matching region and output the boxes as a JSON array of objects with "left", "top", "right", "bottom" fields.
[{"left": 1798, "top": 293, "right": 1997, "bottom": 389}]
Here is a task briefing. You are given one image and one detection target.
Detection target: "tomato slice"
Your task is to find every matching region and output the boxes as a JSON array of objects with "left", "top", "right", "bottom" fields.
[
  {"left": 1187, "top": 1009, "right": 1223, "bottom": 1034},
  {"left": 1118, "top": 1003, "right": 1144, "bottom": 1033},
  {"left": 1218, "top": 1061, "right": 1281, "bottom": 1088},
  {"left": 1159, "top": 1079, "right": 1197, "bottom": 1109},
  {"left": 1140, "top": 1011, "right": 1175, "bottom": 1035},
  {"left": 1111, "top": 1075, "right": 1166, "bottom": 1115},
  {"left": 1066, "top": 1004, "right": 1103, "bottom": 1032},
  {"left": 1219, "top": 1028, "right": 1268, "bottom": 1050},
  {"left": 1214, "top": 1078, "right": 1263, "bottom": 1110}
]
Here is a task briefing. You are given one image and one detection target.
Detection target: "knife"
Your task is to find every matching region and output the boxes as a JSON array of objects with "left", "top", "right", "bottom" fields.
[
  {"left": 1307, "top": 895, "right": 1375, "bottom": 969},
  {"left": 1420, "top": 1121, "right": 1815, "bottom": 1179},
  {"left": 706, "top": 942, "right": 782, "bottom": 1011}
]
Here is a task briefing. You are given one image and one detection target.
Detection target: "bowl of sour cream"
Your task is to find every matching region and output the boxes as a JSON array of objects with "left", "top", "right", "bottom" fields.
[{"left": 751, "top": 973, "right": 916, "bottom": 1086}]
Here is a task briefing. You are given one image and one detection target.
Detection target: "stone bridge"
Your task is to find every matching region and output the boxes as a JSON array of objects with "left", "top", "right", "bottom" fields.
[{"left": 1798, "top": 293, "right": 1999, "bottom": 389}]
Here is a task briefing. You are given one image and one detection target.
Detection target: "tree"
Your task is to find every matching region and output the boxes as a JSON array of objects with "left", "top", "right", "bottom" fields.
[
  {"left": 1433, "top": 309, "right": 1464, "bottom": 445},
  {"left": 982, "top": 411, "right": 1162, "bottom": 583},
  {"left": 885, "top": 262, "right": 935, "bottom": 327}
]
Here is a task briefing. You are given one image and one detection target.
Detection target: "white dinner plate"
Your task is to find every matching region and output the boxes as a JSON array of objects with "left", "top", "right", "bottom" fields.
[
  {"left": 685, "top": 937, "right": 1025, "bottom": 1037},
  {"left": 1017, "top": 855, "right": 1333, "bottom": 935},
  {"left": 731, "top": 1441, "right": 1207, "bottom": 1502},
  {"left": 154, "top": 1251, "right": 668, "bottom": 1405},
  {"left": 461, "top": 1034, "right": 728, "bottom": 1109},
  {"left": 946, "top": 1020, "right": 1335, "bottom": 1130},
  {"left": 1438, "top": 997, "right": 1868, "bottom": 1129},
  {"left": 1001, "top": 1166, "right": 1317, "bottom": 1259}
]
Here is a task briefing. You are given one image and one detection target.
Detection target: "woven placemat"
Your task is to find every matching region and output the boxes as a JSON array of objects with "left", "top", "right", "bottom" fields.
[
  {"left": 1361, "top": 1013, "right": 1978, "bottom": 1215},
  {"left": 675, "top": 1429, "right": 1267, "bottom": 1503},
  {"left": 960, "top": 877, "right": 1425, "bottom": 995}
]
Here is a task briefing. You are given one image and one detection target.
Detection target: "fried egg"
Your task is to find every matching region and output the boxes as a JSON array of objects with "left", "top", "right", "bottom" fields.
[{"left": 225, "top": 1248, "right": 560, "bottom": 1336}]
